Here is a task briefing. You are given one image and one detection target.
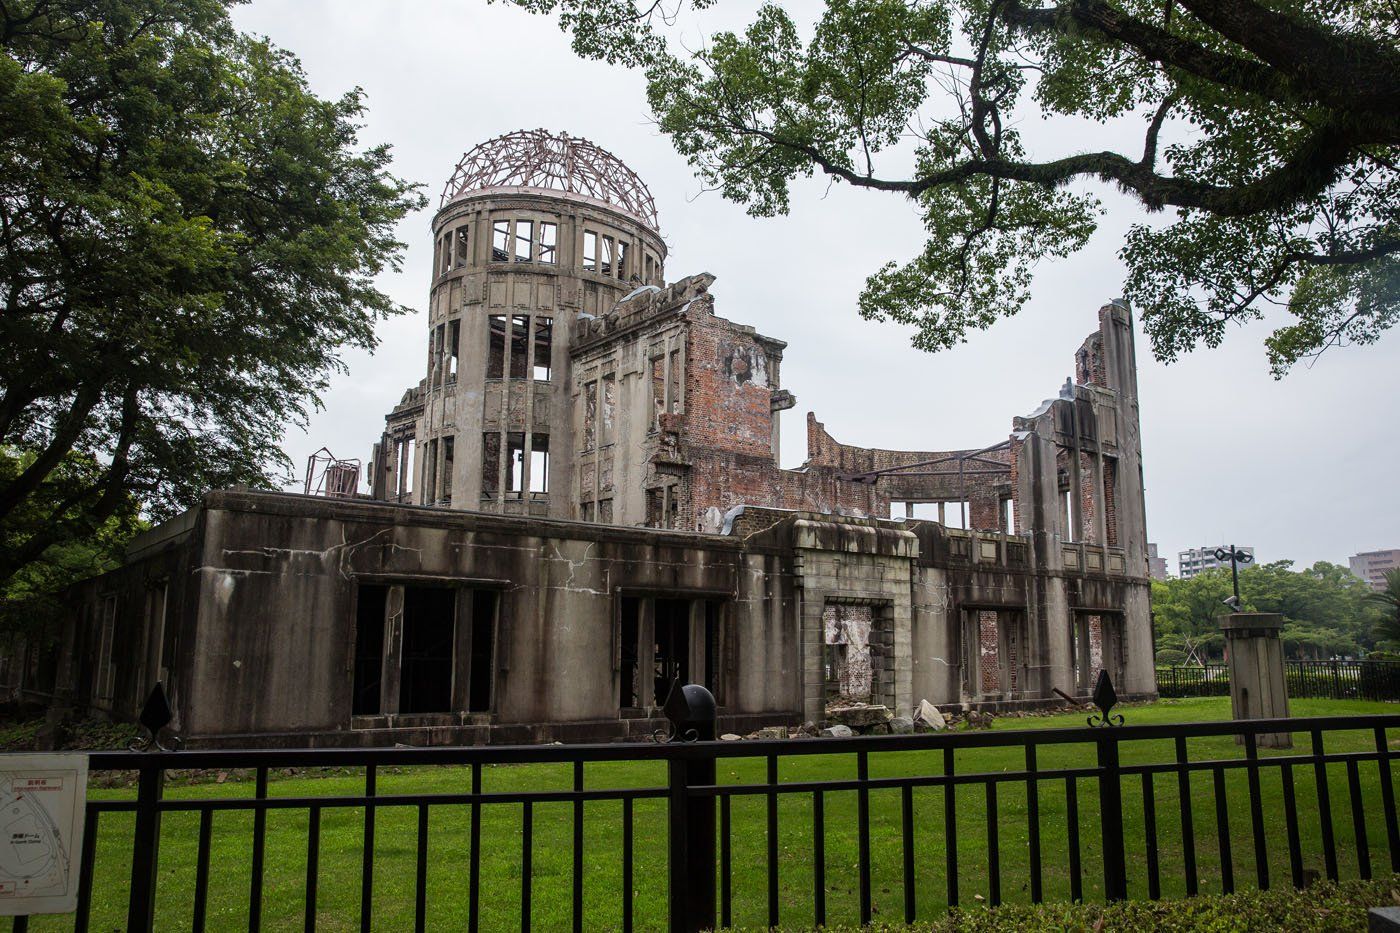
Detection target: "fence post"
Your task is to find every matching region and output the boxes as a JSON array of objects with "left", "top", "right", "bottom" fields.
[
  {"left": 666, "top": 685, "right": 717, "bottom": 933},
  {"left": 1096, "top": 731, "right": 1128, "bottom": 901},
  {"left": 126, "top": 760, "right": 165, "bottom": 932}
]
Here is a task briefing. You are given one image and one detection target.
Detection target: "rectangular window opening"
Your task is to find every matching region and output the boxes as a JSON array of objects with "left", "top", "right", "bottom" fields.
[
  {"left": 453, "top": 225, "right": 471, "bottom": 267},
  {"left": 539, "top": 222, "right": 557, "bottom": 265},
  {"left": 492, "top": 220, "right": 510, "bottom": 262},
  {"left": 448, "top": 320, "right": 460, "bottom": 381},
  {"left": 533, "top": 317, "right": 552, "bottom": 381},
  {"left": 442, "top": 436, "right": 454, "bottom": 501},
  {"left": 529, "top": 434, "right": 549, "bottom": 494},
  {"left": 424, "top": 438, "right": 438, "bottom": 504},
  {"left": 506, "top": 432, "right": 525, "bottom": 497},
  {"left": 514, "top": 220, "right": 533, "bottom": 262},
  {"left": 509, "top": 315, "right": 529, "bottom": 379},
  {"left": 601, "top": 235, "right": 614, "bottom": 277},
  {"left": 650, "top": 355, "right": 665, "bottom": 428},
  {"left": 668, "top": 349, "right": 682, "bottom": 413},
  {"left": 600, "top": 374, "right": 615, "bottom": 446},
  {"left": 618, "top": 241, "right": 629, "bottom": 280},
  {"left": 583, "top": 231, "right": 598, "bottom": 272},
  {"left": 441, "top": 231, "right": 454, "bottom": 275},
  {"left": 487, "top": 315, "right": 507, "bottom": 379}
]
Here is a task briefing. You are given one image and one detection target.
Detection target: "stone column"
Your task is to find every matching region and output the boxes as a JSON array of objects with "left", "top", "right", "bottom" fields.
[{"left": 1219, "top": 612, "right": 1291, "bottom": 748}]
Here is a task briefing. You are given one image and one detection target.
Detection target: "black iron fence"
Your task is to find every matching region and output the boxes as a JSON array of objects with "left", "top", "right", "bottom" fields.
[
  {"left": 11, "top": 714, "right": 1400, "bottom": 932},
  {"left": 1157, "top": 660, "right": 1400, "bottom": 701}
]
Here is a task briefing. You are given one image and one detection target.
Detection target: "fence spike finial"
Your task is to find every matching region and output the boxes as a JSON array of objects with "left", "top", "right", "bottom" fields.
[
  {"left": 1088, "top": 670, "right": 1125, "bottom": 727},
  {"left": 129, "top": 682, "right": 183, "bottom": 752}
]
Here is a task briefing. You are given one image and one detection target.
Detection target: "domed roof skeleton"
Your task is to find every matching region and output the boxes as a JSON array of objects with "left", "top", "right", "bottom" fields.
[{"left": 441, "top": 129, "right": 660, "bottom": 231}]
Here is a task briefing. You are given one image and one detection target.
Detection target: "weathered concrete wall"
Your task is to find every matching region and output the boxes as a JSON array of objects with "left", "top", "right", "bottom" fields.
[{"left": 41, "top": 486, "right": 1154, "bottom": 746}]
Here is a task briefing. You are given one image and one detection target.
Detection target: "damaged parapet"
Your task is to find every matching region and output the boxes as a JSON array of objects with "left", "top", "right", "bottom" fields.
[{"left": 570, "top": 272, "right": 883, "bottom": 529}]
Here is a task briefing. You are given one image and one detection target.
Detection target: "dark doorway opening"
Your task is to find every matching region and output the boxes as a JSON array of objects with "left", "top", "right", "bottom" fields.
[
  {"left": 468, "top": 590, "right": 497, "bottom": 713},
  {"left": 654, "top": 598, "right": 691, "bottom": 703},
  {"left": 400, "top": 586, "right": 455, "bottom": 714},
  {"left": 353, "top": 585, "right": 387, "bottom": 716}
]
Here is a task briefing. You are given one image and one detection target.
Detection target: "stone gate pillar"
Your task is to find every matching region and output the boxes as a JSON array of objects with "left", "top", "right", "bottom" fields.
[{"left": 1219, "top": 612, "right": 1291, "bottom": 748}]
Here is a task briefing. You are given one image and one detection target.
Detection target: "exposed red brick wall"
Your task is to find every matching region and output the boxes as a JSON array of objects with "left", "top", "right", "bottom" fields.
[{"left": 682, "top": 311, "right": 775, "bottom": 460}]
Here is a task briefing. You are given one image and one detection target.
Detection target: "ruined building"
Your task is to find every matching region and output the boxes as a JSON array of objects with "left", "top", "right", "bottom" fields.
[{"left": 33, "top": 131, "right": 1155, "bottom": 746}]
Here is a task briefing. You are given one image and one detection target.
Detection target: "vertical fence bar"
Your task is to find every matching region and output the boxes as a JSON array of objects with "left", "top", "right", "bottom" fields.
[
  {"left": 126, "top": 761, "right": 165, "bottom": 933},
  {"left": 812, "top": 790, "right": 825, "bottom": 929},
  {"left": 415, "top": 803, "right": 429, "bottom": 933},
  {"left": 668, "top": 744, "right": 716, "bottom": 933},
  {"left": 1376, "top": 726, "right": 1400, "bottom": 873},
  {"left": 623, "top": 796, "right": 634, "bottom": 933},
  {"left": 767, "top": 755, "right": 780, "bottom": 930},
  {"left": 360, "top": 765, "right": 377, "bottom": 933},
  {"left": 857, "top": 750, "right": 872, "bottom": 926},
  {"left": 1244, "top": 734, "right": 1268, "bottom": 891},
  {"left": 250, "top": 766, "right": 268, "bottom": 933},
  {"left": 1312, "top": 730, "right": 1338, "bottom": 880},
  {"left": 1066, "top": 776, "right": 1082, "bottom": 903},
  {"left": 1346, "top": 759, "right": 1371, "bottom": 880},
  {"left": 1097, "top": 732, "right": 1127, "bottom": 901},
  {"left": 1175, "top": 736, "right": 1198, "bottom": 896},
  {"left": 719, "top": 795, "right": 730, "bottom": 930},
  {"left": 572, "top": 761, "right": 584, "bottom": 933},
  {"left": 470, "top": 762, "right": 482, "bottom": 933},
  {"left": 521, "top": 801, "right": 533, "bottom": 933},
  {"left": 1141, "top": 773, "right": 1160, "bottom": 900},
  {"left": 74, "top": 805, "right": 99, "bottom": 933},
  {"left": 1026, "top": 745, "right": 1042, "bottom": 904},
  {"left": 305, "top": 805, "right": 321, "bottom": 933},
  {"left": 1212, "top": 767, "right": 1233, "bottom": 894},
  {"left": 192, "top": 808, "right": 213, "bottom": 932},
  {"left": 901, "top": 784, "right": 915, "bottom": 923},
  {"left": 1280, "top": 763, "right": 1304, "bottom": 888},
  {"left": 944, "top": 747, "right": 958, "bottom": 907},
  {"left": 986, "top": 780, "right": 1000, "bottom": 907}
]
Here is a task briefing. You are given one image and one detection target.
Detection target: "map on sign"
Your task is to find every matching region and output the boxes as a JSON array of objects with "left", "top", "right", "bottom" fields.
[{"left": 0, "top": 754, "right": 88, "bottom": 916}]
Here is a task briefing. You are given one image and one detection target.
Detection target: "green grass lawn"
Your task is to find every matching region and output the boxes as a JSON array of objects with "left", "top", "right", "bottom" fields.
[{"left": 28, "top": 697, "right": 1400, "bottom": 932}]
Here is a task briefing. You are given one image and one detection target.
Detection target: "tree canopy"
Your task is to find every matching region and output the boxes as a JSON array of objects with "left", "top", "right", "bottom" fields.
[
  {"left": 0, "top": 0, "right": 424, "bottom": 591},
  {"left": 1152, "top": 560, "right": 1388, "bottom": 664},
  {"left": 0, "top": 447, "right": 141, "bottom": 633},
  {"left": 507, "top": 0, "right": 1399, "bottom": 374}
]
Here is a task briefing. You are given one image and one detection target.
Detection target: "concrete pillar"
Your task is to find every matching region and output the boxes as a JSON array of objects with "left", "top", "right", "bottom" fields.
[{"left": 1219, "top": 612, "right": 1291, "bottom": 748}]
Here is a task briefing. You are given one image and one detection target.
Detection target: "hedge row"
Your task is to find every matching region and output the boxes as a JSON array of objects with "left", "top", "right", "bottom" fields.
[{"left": 759, "top": 876, "right": 1400, "bottom": 932}]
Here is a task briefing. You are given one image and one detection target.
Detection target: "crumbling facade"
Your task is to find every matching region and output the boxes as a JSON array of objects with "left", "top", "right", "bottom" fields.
[{"left": 25, "top": 131, "right": 1156, "bottom": 746}]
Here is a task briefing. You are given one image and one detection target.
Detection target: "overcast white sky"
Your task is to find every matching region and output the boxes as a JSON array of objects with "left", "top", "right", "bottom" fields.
[{"left": 231, "top": 1, "right": 1399, "bottom": 575}]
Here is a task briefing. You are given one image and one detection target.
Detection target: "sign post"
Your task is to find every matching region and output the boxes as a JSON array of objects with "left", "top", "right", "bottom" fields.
[{"left": 0, "top": 753, "right": 88, "bottom": 917}]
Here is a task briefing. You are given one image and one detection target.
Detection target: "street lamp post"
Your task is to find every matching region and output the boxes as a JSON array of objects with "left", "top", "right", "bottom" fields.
[{"left": 1215, "top": 544, "right": 1254, "bottom": 611}]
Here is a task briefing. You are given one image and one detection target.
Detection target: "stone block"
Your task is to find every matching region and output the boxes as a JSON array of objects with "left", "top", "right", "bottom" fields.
[
  {"left": 890, "top": 716, "right": 914, "bottom": 735},
  {"left": 914, "top": 699, "right": 948, "bottom": 731},
  {"left": 827, "top": 704, "right": 892, "bottom": 728},
  {"left": 821, "top": 724, "right": 855, "bottom": 738}
]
